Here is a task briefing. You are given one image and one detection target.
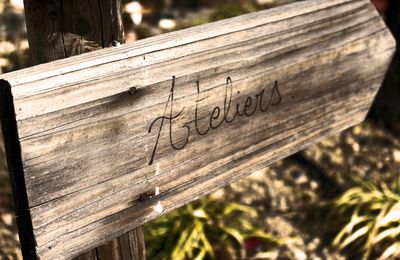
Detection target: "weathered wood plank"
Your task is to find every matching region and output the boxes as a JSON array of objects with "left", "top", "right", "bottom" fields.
[{"left": 0, "top": 0, "right": 395, "bottom": 259}]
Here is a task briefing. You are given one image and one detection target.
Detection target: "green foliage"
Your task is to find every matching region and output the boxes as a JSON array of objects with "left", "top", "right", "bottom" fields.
[
  {"left": 144, "top": 196, "right": 281, "bottom": 260},
  {"left": 210, "top": 0, "right": 257, "bottom": 22},
  {"left": 329, "top": 177, "right": 400, "bottom": 259}
]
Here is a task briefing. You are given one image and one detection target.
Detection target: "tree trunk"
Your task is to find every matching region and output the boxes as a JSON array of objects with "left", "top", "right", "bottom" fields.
[{"left": 22, "top": 1, "right": 145, "bottom": 259}]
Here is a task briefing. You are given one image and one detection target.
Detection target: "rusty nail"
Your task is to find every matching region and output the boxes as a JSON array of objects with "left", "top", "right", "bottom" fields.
[
  {"left": 139, "top": 191, "right": 156, "bottom": 202},
  {"left": 129, "top": 87, "right": 137, "bottom": 95}
]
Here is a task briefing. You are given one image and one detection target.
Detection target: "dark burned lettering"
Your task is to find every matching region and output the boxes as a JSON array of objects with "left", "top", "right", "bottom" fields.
[{"left": 148, "top": 76, "right": 282, "bottom": 165}]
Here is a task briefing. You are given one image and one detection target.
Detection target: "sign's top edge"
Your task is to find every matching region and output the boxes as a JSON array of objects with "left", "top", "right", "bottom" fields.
[{"left": 1, "top": 0, "right": 359, "bottom": 86}]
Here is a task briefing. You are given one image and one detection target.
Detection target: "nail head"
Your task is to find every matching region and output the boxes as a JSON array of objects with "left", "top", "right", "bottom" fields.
[{"left": 129, "top": 87, "right": 137, "bottom": 95}]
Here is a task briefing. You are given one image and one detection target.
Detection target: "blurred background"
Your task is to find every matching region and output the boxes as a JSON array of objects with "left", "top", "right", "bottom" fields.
[{"left": 0, "top": 0, "right": 399, "bottom": 259}]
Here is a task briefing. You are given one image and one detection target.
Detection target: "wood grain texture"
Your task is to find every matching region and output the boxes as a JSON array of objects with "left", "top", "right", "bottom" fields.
[
  {"left": 23, "top": 0, "right": 124, "bottom": 65},
  {"left": 0, "top": 0, "right": 396, "bottom": 259},
  {"left": 23, "top": 0, "right": 144, "bottom": 259},
  {"left": 75, "top": 230, "right": 145, "bottom": 260},
  {"left": 73, "top": 230, "right": 145, "bottom": 260}
]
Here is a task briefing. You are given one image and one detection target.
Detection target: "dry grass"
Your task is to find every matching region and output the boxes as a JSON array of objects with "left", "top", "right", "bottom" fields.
[{"left": 330, "top": 178, "right": 400, "bottom": 259}]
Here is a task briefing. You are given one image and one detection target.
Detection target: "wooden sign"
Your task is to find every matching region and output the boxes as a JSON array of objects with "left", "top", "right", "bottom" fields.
[{"left": 0, "top": 0, "right": 395, "bottom": 259}]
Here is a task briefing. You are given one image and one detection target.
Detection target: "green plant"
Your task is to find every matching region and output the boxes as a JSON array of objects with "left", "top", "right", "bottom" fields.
[
  {"left": 144, "top": 196, "right": 281, "bottom": 260},
  {"left": 210, "top": 0, "right": 257, "bottom": 22},
  {"left": 329, "top": 177, "right": 400, "bottom": 259}
]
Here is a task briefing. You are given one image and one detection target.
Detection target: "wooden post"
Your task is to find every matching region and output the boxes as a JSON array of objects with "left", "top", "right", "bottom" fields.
[
  {"left": 23, "top": 0, "right": 124, "bottom": 64},
  {"left": 22, "top": 1, "right": 145, "bottom": 259}
]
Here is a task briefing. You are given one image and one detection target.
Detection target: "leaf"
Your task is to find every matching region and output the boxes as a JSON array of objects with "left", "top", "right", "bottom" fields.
[
  {"left": 338, "top": 225, "right": 370, "bottom": 250},
  {"left": 194, "top": 247, "right": 207, "bottom": 260},
  {"left": 376, "top": 203, "right": 400, "bottom": 228},
  {"left": 336, "top": 188, "right": 362, "bottom": 202},
  {"left": 223, "top": 202, "right": 258, "bottom": 217},
  {"left": 200, "top": 232, "right": 214, "bottom": 257},
  {"left": 193, "top": 209, "right": 209, "bottom": 219},
  {"left": 373, "top": 226, "right": 400, "bottom": 244},
  {"left": 379, "top": 242, "right": 400, "bottom": 259},
  {"left": 172, "top": 224, "right": 194, "bottom": 260},
  {"left": 220, "top": 225, "right": 245, "bottom": 245},
  {"left": 250, "top": 251, "right": 279, "bottom": 260},
  {"left": 333, "top": 214, "right": 371, "bottom": 247},
  {"left": 252, "top": 230, "right": 282, "bottom": 244},
  {"left": 366, "top": 202, "right": 393, "bottom": 249},
  {"left": 184, "top": 221, "right": 203, "bottom": 252}
]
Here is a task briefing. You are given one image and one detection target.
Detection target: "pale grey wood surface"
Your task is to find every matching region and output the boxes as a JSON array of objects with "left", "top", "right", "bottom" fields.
[{"left": 0, "top": 0, "right": 396, "bottom": 259}]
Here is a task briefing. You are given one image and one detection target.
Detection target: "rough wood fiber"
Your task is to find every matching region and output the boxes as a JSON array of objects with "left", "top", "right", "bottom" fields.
[
  {"left": 22, "top": 1, "right": 144, "bottom": 259},
  {"left": 0, "top": 0, "right": 396, "bottom": 259},
  {"left": 23, "top": 0, "right": 124, "bottom": 65},
  {"left": 74, "top": 230, "right": 145, "bottom": 260}
]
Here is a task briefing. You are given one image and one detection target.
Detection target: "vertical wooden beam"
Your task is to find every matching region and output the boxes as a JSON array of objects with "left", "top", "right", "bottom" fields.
[
  {"left": 23, "top": 0, "right": 125, "bottom": 65},
  {"left": 127, "top": 227, "right": 146, "bottom": 260},
  {"left": 22, "top": 1, "right": 145, "bottom": 259}
]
